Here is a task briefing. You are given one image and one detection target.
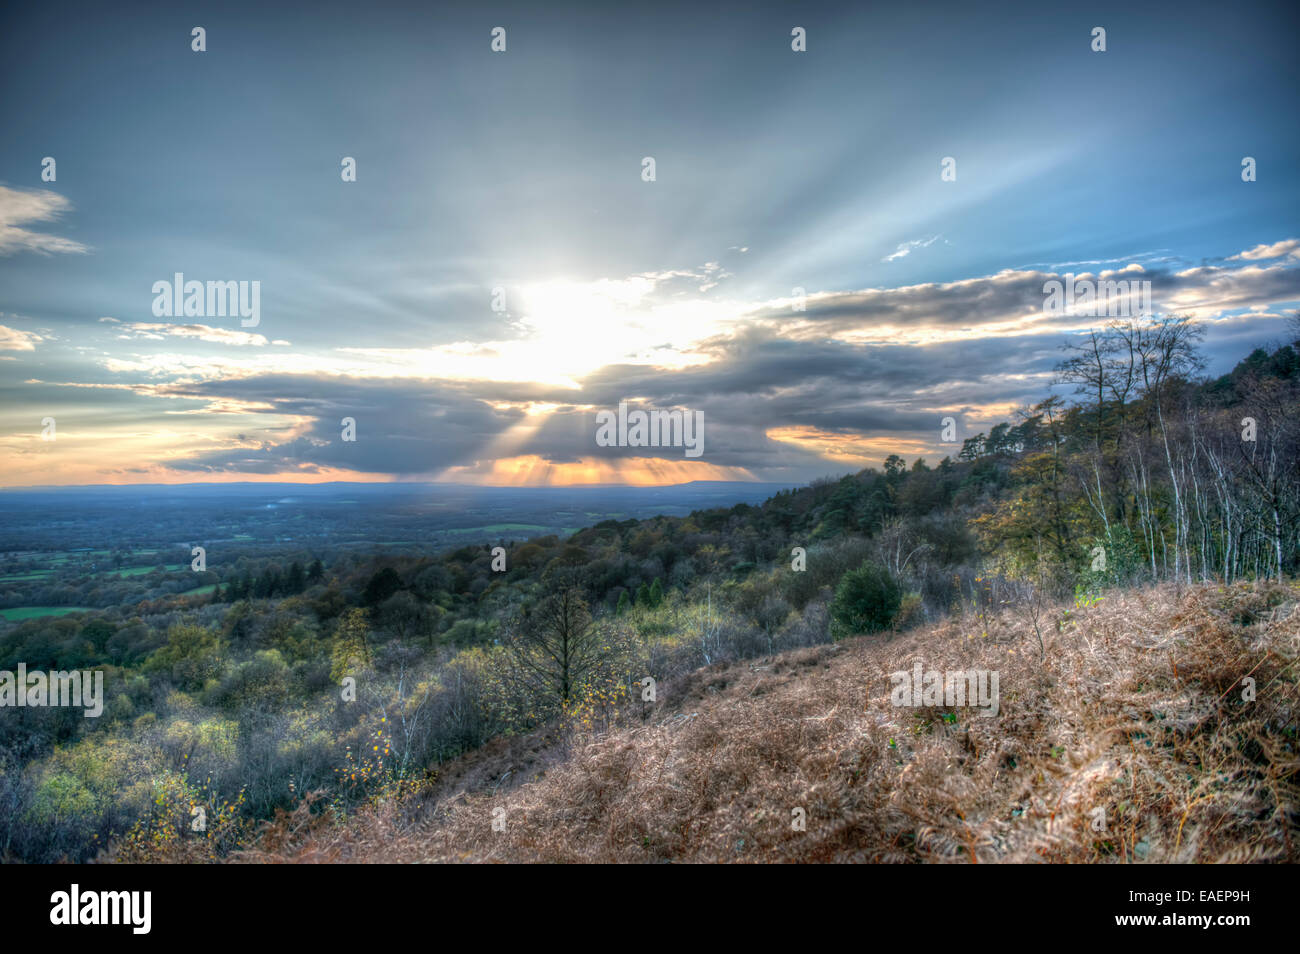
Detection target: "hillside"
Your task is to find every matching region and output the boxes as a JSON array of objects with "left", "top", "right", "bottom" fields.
[
  {"left": 234, "top": 580, "right": 1298, "bottom": 864},
  {"left": 3, "top": 329, "right": 1296, "bottom": 864}
]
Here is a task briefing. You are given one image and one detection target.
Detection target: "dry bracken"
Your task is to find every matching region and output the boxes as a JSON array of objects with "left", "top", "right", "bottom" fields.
[{"left": 237, "top": 581, "right": 1299, "bottom": 864}]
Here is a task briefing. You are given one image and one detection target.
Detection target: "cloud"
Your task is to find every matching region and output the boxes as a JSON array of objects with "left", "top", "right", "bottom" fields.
[
  {"left": 161, "top": 375, "right": 510, "bottom": 476},
  {"left": 119, "top": 323, "right": 272, "bottom": 347},
  {"left": 747, "top": 251, "right": 1300, "bottom": 340},
  {"left": 1229, "top": 239, "right": 1300, "bottom": 261},
  {"left": 0, "top": 324, "right": 43, "bottom": 351},
  {"left": 0, "top": 186, "right": 90, "bottom": 256},
  {"left": 12, "top": 240, "right": 1299, "bottom": 485},
  {"left": 340, "top": 264, "right": 742, "bottom": 387},
  {"left": 883, "top": 235, "right": 943, "bottom": 263},
  {"left": 1018, "top": 250, "right": 1178, "bottom": 271}
]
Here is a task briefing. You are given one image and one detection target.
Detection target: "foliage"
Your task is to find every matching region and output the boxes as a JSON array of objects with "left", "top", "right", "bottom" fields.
[{"left": 830, "top": 562, "right": 903, "bottom": 637}]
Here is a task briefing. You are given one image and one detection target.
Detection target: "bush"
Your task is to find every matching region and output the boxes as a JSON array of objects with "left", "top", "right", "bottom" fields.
[{"left": 830, "top": 562, "right": 902, "bottom": 638}]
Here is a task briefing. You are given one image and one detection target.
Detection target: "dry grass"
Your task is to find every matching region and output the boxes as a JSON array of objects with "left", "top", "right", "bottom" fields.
[{"left": 237, "top": 581, "right": 1299, "bottom": 863}]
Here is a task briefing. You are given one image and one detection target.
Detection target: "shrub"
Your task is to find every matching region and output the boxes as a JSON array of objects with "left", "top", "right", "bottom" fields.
[
  {"left": 830, "top": 562, "right": 902, "bottom": 638},
  {"left": 895, "top": 592, "right": 927, "bottom": 629}
]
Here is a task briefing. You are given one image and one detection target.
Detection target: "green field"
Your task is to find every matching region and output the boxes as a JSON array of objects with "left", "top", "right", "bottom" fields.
[
  {"left": 451, "top": 523, "right": 551, "bottom": 535},
  {"left": 0, "top": 606, "right": 94, "bottom": 621},
  {"left": 109, "top": 564, "right": 183, "bottom": 577},
  {"left": 0, "top": 571, "right": 53, "bottom": 582}
]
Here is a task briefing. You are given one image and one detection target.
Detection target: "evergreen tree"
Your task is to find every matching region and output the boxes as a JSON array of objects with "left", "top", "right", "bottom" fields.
[
  {"left": 830, "top": 562, "right": 902, "bottom": 638},
  {"left": 254, "top": 567, "right": 274, "bottom": 599},
  {"left": 363, "top": 566, "right": 403, "bottom": 606}
]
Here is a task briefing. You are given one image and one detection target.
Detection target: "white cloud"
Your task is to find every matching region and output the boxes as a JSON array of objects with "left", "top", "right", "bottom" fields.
[
  {"left": 0, "top": 324, "right": 42, "bottom": 351},
  {"left": 1229, "top": 239, "right": 1300, "bottom": 261},
  {"left": 49, "top": 244, "right": 1300, "bottom": 400},
  {"left": 883, "top": 235, "right": 942, "bottom": 263},
  {"left": 0, "top": 186, "right": 90, "bottom": 256},
  {"left": 120, "top": 323, "right": 271, "bottom": 347}
]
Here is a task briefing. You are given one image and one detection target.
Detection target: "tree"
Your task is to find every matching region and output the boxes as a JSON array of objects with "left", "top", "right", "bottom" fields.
[
  {"left": 222, "top": 600, "right": 255, "bottom": 642},
  {"left": 972, "top": 450, "right": 1078, "bottom": 570},
  {"left": 253, "top": 567, "right": 275, "bottom": 599},
  {"left": 80, "top": 619, "right": 114, "bottom": 654},
  {"left": 147, "top": 624, "right": 225, "bottom": 691},
  {"left": 830, "top": 562, "right": 902, "bottom": 638},
  {"left": 329, "top": 608, "right": 372, "bottom": 683},
  {"left": 362, "top": 567, "right": 403, "bottom": 606},
  {"left": 378, "top": 590, "right": 435, "bottom": 644},
  {"left": 499, "top": 582, "right": 627, "bottom": 710}
]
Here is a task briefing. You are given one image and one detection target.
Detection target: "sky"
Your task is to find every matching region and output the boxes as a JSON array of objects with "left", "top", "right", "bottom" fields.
[{"left": 1, "top": 0, "right": 1298, "bottom": 487}]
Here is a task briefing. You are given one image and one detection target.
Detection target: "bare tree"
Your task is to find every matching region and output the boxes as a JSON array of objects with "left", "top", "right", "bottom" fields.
[{"left": 499, "top": 576, "right": 629, "bottom": 711}]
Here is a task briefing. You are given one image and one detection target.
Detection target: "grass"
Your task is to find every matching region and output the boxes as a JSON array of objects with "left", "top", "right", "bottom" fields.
[
  {"left": 232, "top": 580, "right": 1299, "bottom": 864},
  {"left": 449, "top": 523, "right": 551, "bottom": 535},
  {"left": 0, "top": 606, "right": 94, "bottom": 621},
  {"left": 108, "top": 564, "right": 183, "bottom": 577}
]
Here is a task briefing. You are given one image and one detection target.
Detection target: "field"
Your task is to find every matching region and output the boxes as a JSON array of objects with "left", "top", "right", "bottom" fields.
[
  {"left": 109, "top": 564, "right": 183, "bottom": 577},
  {"left": 0, "top": 606, "right": 93, "bottom": 621}
]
